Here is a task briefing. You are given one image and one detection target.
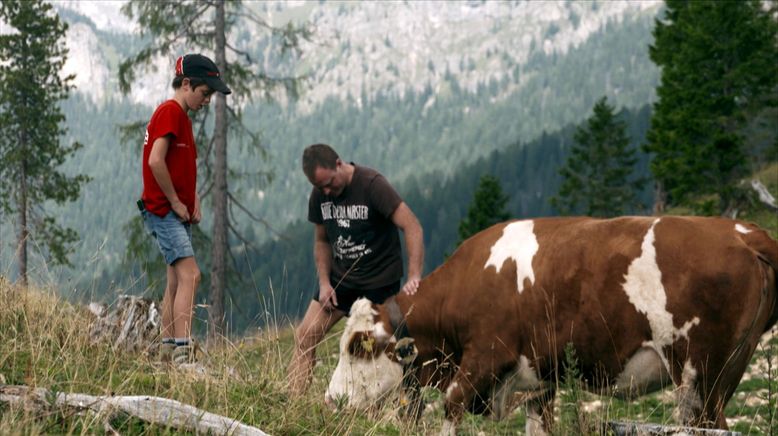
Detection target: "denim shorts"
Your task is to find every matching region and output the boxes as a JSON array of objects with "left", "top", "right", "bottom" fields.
[{"left": 142, "top": 210, "right": 194, "bottom": 265}]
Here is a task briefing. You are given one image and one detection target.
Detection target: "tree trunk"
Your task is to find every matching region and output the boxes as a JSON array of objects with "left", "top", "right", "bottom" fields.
[
  {"left": 17, "top": 161, "right": 28, "bottom": 288},
  {"left": 208, "top": 0, "right": 228, "bottom": 342},
  {"left": 652, "top": 181, "right": 666, "bottom": 216}
]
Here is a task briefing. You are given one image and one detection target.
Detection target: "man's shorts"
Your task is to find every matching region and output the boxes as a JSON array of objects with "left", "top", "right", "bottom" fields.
[
  {"left": 142, "top": 210, "right": 194, "bottom": 265},
  {"left": 313, "top": 280, "right": 401, "bottom": 315}
]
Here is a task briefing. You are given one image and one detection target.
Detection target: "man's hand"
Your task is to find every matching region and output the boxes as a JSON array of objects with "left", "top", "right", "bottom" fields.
[
  {"left": 401, "top": 275, "right": 421, "bottom": 296},
  {"left": 319, "top": 283, "right": 338, "bottom": 311},
  {"left": 171, "top": 199, "right": 191, "bottom": 222},
  {"left": 192, "top": 194, "right": 202, "bottom": 224}
]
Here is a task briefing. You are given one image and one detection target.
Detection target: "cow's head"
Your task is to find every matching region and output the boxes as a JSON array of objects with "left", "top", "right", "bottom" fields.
[{"left": 325, "top": 298, "right": 418, "bottom": 410}]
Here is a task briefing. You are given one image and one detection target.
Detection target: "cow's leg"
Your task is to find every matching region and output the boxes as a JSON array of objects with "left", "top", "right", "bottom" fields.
[
  {"left": 673, "top": 358, "right": 735, "bottom": 429},
  {"left": 441, "top": 355, "right": 503, "bottom": 435},
  {"left": 672, "top": 360, "right": 704, "bottom": 426},
  {"left": 695, "top": 359, "right": 749, "bottom": 429},
  {"left": 524, "top": 387, "right": 555, "bottom": 436}
]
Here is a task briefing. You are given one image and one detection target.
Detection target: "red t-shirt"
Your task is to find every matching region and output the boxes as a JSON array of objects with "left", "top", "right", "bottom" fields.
[{"left": 141, "top": 100, "right": 197, "bottom": 217}]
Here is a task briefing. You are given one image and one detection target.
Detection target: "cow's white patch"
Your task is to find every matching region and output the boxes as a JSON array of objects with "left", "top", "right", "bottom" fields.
[
  {"left": 525, "top": 405, "right": 548, "bottom": 436},
  {"left": 325, "top": 298, "right": 403, "bottom": 410},
  {"left": 445, "top": 381, "right": 460, "bottom": 401},
  {"left": 613, "top": 347, "right": 671, "bottom": 398},
  {"left": 373, "top": 321, "right": 392, "bottom": 342},
  {"left": 515, "top": 355, "right": 541, "bottom": 390},
  {"left": 622, "top": 219, "right": 700, "bottom": 361},
  {"left": 673, "top": 360, "right": 702, "bottom": 425},
  {"left": 441, "top": 419, "right": 456, "bottom": 436},
  {"left": 485, "top": 220, "right": 539, "bottom": 293},
  {"left": 735, "top": 223, "right": 752, "bottom": 234}
]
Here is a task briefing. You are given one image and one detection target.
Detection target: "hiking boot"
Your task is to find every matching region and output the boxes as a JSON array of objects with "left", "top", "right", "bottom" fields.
[
  {"left": 172, "top": 344, "right": 197, "bottom": 365},
  {"left": 158, "top": 343, "right": 176, "bottom": 363}
]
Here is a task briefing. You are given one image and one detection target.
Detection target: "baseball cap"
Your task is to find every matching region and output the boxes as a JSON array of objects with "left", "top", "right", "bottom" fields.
[{"left": 175, "top": 53, "right": 232, "bottom": 95}]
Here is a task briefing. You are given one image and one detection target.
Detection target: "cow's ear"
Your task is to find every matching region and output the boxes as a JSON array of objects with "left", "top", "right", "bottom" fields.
[
  {"left": 393, "top": 337, "right": 418, "bottom": 365},
  {"left": 347, "top": 331, "right": 380, "bottom": 358}
]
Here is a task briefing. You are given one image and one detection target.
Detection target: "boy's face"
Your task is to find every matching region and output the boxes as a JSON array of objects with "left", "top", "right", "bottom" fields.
[{"left": 183, "top": 79, "right": 214, "bottom": 111}]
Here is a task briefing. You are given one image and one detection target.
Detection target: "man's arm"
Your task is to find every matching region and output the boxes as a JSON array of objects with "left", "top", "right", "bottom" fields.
[
  {"left": 148, "top": 135, "right": 190, "bottom": 222},
  {"left": 314, "top": 224, "right": 337, "bottom": 309},
  {"left": 391, "top": 202, "right": 424, "bottom": 295}
]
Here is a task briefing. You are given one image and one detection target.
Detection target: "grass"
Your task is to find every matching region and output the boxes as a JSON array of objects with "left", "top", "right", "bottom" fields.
[{"left": 1, "top": 275, "right": 776, "bottom": 435}]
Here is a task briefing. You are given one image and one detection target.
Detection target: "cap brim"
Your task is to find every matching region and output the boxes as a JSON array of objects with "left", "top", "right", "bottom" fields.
[{"left": 205, "top": 77, "right": 232, "bottom": 95}]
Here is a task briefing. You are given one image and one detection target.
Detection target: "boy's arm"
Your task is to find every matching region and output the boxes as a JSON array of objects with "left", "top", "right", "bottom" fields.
[
  {"left": 192, "top": 192, "right": 201, "bottom": 224},
  {"left": 148, "top": 134, "right": 190, "bottom": 222}
]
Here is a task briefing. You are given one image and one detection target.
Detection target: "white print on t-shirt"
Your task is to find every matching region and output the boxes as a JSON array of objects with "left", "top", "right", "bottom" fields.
[
  {"left": 334, "top": 235, "right": 373, "bottom": 260},
  {"left": 320, "top": 202, "right": 369, "bottom": 221}
]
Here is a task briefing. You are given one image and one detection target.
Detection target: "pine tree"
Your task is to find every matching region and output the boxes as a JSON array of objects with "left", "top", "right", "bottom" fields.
[
  {"left": 551, "top": 96, "right": 643, "bottom": 217},
  {"left": 457, "top": 174, "right": 510, "bottom": 245},
  {"left": 0, "top": 0, "right": 90, "bottom": 286},
  {"left": 645, "top": 0, "right": 778, "bottom": 216},
  {"left": 119, "top": 0, "right": 308, "bottom": 339}
]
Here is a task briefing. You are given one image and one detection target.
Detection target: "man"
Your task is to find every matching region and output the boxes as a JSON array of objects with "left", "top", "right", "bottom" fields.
[
  {"left": 287, "top": 143, "right": 424, "bottom": 395},
  {"left": 140, "top": 53, "right": 231, "bottom": 364}
]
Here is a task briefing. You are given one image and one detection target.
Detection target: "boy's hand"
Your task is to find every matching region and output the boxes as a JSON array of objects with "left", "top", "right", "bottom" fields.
[
  {"left": 171, "top": 200, "right": 191, "bottom": 222},
  {"left": 192, "top": 195, "right": 202, "bottom": 224}
]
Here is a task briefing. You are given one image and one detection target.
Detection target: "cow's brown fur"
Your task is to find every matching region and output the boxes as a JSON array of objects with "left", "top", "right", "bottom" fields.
[{"left": 377, "top": 216, "right": 778, "bottom": 432}]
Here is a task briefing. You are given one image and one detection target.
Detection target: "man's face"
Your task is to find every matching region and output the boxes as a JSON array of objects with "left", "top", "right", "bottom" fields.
[{"left": 310, "top": 161, "right": 346, "bottom": 197}]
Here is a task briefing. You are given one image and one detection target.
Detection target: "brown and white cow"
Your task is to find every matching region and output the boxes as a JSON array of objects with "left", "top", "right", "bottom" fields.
[{"left": 331, "top": 216, "right": 778, "bottom": 435}]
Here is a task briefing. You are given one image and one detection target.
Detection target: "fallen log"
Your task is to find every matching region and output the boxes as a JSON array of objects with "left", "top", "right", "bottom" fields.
[
  {"left": 0, "top": 384, "right": 268, "bottom": 436},
  {"left": 606, "top": 421, "right": 742, "bottom": 436}
]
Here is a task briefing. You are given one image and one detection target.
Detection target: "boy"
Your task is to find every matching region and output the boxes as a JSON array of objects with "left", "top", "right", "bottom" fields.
[{"left": 139, "top": 53, "right": 231, "bottom": 364}]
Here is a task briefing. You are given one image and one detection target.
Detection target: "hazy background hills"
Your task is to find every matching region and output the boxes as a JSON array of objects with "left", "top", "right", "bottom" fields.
[{"left": 1, "top": 0, "right": 664, "bottom": 329}]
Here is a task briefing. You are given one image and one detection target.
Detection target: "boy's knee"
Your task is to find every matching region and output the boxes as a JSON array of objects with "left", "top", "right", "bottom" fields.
[{"left": 176, "top": 261, "right": 201, "bottom": 286}]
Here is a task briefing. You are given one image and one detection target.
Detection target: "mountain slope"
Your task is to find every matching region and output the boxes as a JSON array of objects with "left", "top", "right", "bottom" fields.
[{"left": 1, "top": 2, "right": 661, "bottom": 298}]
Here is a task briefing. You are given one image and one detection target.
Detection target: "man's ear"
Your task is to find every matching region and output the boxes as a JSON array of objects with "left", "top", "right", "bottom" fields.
[{"left": 347, "top": 331, "right": 381, "bottom": 359}]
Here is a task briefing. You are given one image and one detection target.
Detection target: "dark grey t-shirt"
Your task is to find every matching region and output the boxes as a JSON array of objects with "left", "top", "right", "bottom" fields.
[{"left": 308, "top": 164, "right": 403, "bottom": 289}]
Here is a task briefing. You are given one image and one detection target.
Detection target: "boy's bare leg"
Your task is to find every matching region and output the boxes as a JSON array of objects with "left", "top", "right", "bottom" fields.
[
  {"left": 160, "top": 265, "right": 177, "bottom": 339},
  {"left": 172, "top": 256, "right": 200, "bottom": 339},
  {"left": 287, "top": 300, "right": 344, "bottom": 396}
]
